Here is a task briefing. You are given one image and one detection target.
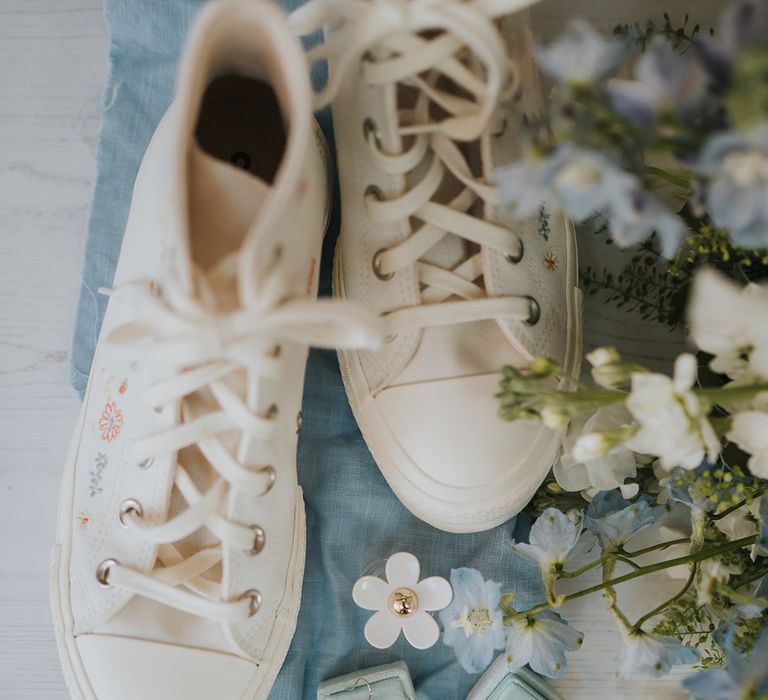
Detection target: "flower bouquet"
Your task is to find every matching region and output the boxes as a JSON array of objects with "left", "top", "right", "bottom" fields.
[{"left": 440, "top": 2, "right": 768, "bottom": 695}]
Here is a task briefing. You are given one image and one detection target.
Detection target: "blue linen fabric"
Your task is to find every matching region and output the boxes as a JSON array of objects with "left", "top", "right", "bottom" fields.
[{"left": 71, "top": 1, "right": 544, "bottom": 697}]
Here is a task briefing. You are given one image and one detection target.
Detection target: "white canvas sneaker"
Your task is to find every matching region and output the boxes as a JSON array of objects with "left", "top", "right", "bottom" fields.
[
  {"left": 51, "top": 2, "right": 380, "bottom": 698},
  {"left": 292, "top": 0, "right": 582, "bottom": 533}
]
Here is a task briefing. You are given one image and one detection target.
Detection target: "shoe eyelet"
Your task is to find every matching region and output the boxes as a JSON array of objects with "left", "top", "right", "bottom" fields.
[
  {"left": 247, "top": 525, "right": 266, "bottom": 556},
  {"left": 266, "top": 403, "right": 279, "bottom": 420},
  {"left": 118, "top": 499, "right": 143, "bottom": 528},
  {"left": 524, "top": 296, "right": 541, "bottom": 326},
  {"left": 295, "top": 411, "right": 303, "bottom": 434},
  {"left": 270, "top": 344, "right": 282, "bottom": 359},
  {"left": 137, "top": 457, "right": 154, "bottom": 469},
  {"left": 240, "top": 589, "right": 262, "bottom": 617},
  {"left": 96, "top": 559, "right": 118, "bottom": 589},
  {"left": 272, "top": 245, "right": 284, "bottom": 263},
  {"left": 504, "top": 240, "right": 524, "bottom": 264},
  {"left": 363, "top": 118, "right": 383, "bottom": 150},
  {"left": 364, "top": 184, "right": 385, "bottom": 203},
  {"left": 258, "top": 465, "right": 277, "bottom": 495},
  {"left": 372, "top": 248, "right": 394, "bottom": 281}
]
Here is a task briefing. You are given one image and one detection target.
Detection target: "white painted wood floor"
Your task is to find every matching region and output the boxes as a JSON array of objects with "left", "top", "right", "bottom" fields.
[{"left": 0, "top": 1, "right": 723, "bottom": 698}]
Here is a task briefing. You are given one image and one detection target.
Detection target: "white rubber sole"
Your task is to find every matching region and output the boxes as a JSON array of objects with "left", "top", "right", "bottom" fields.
[{"left": 333, "top": 217, "right": 582, "bottom": 533}]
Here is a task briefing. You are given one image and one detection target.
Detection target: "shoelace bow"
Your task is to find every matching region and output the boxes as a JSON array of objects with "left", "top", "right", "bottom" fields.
[
  {"left": 97, "top": 265, "right": 383, "bottom": 622},
  {"left": 292, "top": 0, "right": 542, "bottom": 337}
]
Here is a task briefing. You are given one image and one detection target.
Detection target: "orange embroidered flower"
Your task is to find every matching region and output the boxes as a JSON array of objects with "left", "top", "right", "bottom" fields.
[
  {"left": 544, "top": 250, "right": 558, "bottom": 271},
  {"left": 98, "top": 401, "right": 123, "bottom": 441},
  {"left": 118, "top": 381, "right": 127, "bottom": 395},
  {"left": 78, "top": 512, "right": 91, "bottom": 528}
]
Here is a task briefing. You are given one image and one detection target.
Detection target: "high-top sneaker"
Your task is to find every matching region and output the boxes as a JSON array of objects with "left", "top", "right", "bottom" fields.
[
  {"left": 51, "top": 1, "right": 381, "bottom": 697},
  {"left": 292, "top": 0, "right": 581, "bottom": 533}
]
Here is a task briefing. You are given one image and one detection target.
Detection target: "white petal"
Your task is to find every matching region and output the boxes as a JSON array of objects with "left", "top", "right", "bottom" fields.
[
  {"left": 352, "top": 576, "right": 387, "bottom": 611},
  {"left": 415, "top": 576, "right": 453, "bottom": 611},
  {"left": 619, "top": 482, "right": 639, "bottom": 499},
  {"left": 363, "top": 609, "right": 402, "bottom": 649},
  {"left": 385, "top": 551, "right": 420, "bottom": 587},
  {"left": 673, "top": 353, "right": 697, "bottom": 392},
  {"left": 402, "top": 612, "right": 440, "bottom": 649}
]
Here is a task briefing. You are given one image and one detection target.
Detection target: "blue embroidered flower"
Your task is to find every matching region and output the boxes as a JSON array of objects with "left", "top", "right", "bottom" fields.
[
  {"left": 616, "top": 629, "right": 698, "bottom": 678},
  {"left": 698, "top": 126, "right": 768, "bottom": 248},
  {"left": 586, "top": 491, "right": 662, "bottom": 552},
  {"left": 683, "top": 627, "right": 768, "bottom": 699},
  {"left": 535, "top": 19, "right": 629, "bottom": 86},
  {"left": 505, "top": 610, "right": 584, "bottom": 678},
  {"left": 439, "top": 568, "right": 505, "bottom": 674},
  {"left": 512, "top": 508, "right": 595, "bottom": 596}
]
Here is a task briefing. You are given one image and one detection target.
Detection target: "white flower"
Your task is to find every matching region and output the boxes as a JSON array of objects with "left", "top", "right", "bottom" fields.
[
  {"left": 698, "top": 558, "right": 741, "bottom": 606},
  {"left": 728, "top": 412, "right": 768, "bottom": 478},
  {"left": 714, "top": 499, "right": 760, "bottom": 541},
  {"left": 616, "top": 629, "right": 698, "bottom": 678},
  {"left": 353, "top": 552, "right": 452, "bottom": 649},
  {"left": 688, "top": 269, "right": 768, "bottom": 380},
  {"left": 625, "top": 354, "right": 719, "bottom": 470},
  {"left": 555, "top": 407, "right": 638, "bottom": 493}
]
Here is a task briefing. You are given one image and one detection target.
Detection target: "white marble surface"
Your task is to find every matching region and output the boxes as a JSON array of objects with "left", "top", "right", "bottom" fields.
[{"left": 0, "top": 0, "right": 723, "bottom": 698}]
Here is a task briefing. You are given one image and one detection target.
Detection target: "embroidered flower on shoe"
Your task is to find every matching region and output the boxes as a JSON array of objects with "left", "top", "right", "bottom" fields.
[
  {"left": 353, "top": 552, "right": 452, "bottom": 650},
  {"left": 98, "top": 401, "right": 123, "bottom": 441}
]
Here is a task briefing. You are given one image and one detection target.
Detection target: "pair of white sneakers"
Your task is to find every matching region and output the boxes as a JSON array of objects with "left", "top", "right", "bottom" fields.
[{"left": 51, "top": 0, "right": 581, "bottom": 698}]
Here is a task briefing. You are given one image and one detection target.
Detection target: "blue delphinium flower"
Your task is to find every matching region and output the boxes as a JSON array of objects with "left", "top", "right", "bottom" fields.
[
  {"left": 505, "top": 610, "right": 584, "bottom": 679},
  {"left": 512, "top": 508, "right": 595, "bottom": 597},
  {"left": 616, "top": 629, "right": 699, "bottom": 678},
  {"left": 535, "top": 19, "right": 630, "bottom": 86},
  {"left": 607, "top": 190, "right": 685, "bottom": 258},
  {"left": 698, "top": 126, "right": 768, "bottom": 248},
  {"left": 586, "top": 490, "right": 663, "bottom": 552},
  {"left": 496, "top": 145, "right": 637, "bottom": 221},
  {"left": 439, "top": 568, "right": 505, "bottom": 674},
  {"left": 609, "top": 36, "right": 709, "bottom": 125},
  {"left": 684, "top": 627, "right": 768, "bottom": 699}
]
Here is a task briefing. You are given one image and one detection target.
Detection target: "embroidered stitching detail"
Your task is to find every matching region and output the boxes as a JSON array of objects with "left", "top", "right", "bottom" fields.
[
  {"left": 538, "top": 204, "right": 551, "bottom": 241},
  {"left": 78, "top": 512, "right": 91, "bottom": 528},
  {"left": 544, "top": 250, "right": 558, "bottom": 271},
  {"left": 118, "top": 380, "right": 127, "bottom": 395},
  {"left": 89, "top": 452, "right": 108, "bottom": 497},
  {"left": 98, "top": 401, "right": 123, "bottom": 441}
]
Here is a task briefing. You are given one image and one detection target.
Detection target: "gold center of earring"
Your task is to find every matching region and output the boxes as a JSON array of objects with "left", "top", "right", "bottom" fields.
[{"left": 388, "top": 587, "right": 418, "bottom": 617}]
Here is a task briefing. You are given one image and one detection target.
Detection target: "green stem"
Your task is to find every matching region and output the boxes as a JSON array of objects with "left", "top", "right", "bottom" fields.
[
  {"left": 710, "top": 487, "right": 768, "bottom": 521},
  {"left": 632, "top": 564, "right": 697, "bottom": 629},
  {"left": 717, "top": 584, "right": 768, "bottom": 609},
  {"left": 504, "top": 535, "right": 756, "bottom": 623},
  {"left": 621, "top": 537, "right": 691, "bottom": 557},
  {"left": 697, "top": 383, "right": 768, "bottom": 405}
]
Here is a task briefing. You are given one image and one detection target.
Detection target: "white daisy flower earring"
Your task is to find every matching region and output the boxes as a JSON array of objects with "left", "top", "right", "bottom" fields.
[{"left": 353, "top": 552, "right": 453, "bottom": 649}]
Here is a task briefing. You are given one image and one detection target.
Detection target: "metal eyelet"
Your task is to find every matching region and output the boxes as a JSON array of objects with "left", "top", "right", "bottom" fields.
[
  {"left": 266, "top": 403, "right": 279, "bottom": 420},
  {"left": 258, "top": 465, "right": 277, "bottom": 495},
  {"left": 137, "top": 457, "right": 154, "bottom": 469},
  {"left": 247, "top": 525, "right": 266, "bottom": 556},
  {"left": 524, "top": 296, "right": 541, "bottom": 326},
  {"left": 96, "top": 559, "right": 117, "bottom": 589},
  {"left": 240, "top": 589, "right": 262, "bottom": 617},
  {"left": 118, "top": 499, "right": 143, "bottom": 528},
  {"left": 295, "top": 411, "right": 303, "bottom": 434},
  {"left": 362, "top": 118, "right": 383, "bottom": 149},
  {"left": 372, "top": 248, "right": 394, "bottom": 281},
  {"left": 365, "top": 184, "right": 385, "bottom": 201},
  {"left": 504, "top": 240, "right": 524, "bottom": 264}
]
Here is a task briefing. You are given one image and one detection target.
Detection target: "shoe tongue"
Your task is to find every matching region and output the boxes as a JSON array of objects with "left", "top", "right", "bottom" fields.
[{"left": 188, "top": 145, "right": 270, "bottom": 279}]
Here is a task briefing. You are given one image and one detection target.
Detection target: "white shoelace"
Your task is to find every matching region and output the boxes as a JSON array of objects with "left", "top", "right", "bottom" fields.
[
  {"left": 97, "top": 261, "right": 383, "bottom": 622},
  {"left": 292, "top": 0, "right": 543, "bottom": 336}
]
